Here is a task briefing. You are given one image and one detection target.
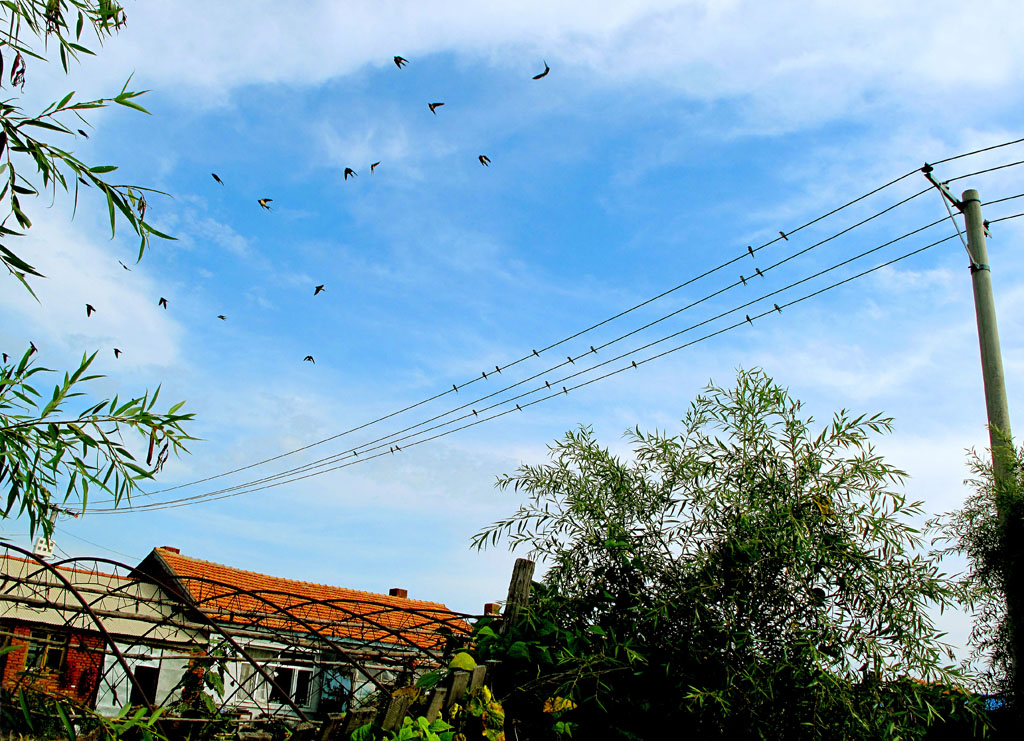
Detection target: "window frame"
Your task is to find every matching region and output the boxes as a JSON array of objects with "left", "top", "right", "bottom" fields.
[{"left": 24, "top": 629, "right": 67, "bottom": 673}]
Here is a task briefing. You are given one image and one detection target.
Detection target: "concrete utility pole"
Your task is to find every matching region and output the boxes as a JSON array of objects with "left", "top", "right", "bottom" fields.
[
  {"left": 963, "top": 188, "right": 1022, "bottom": 722},
  {"left": 962, "top": 188, "right": 1013, "bottom": 485}
]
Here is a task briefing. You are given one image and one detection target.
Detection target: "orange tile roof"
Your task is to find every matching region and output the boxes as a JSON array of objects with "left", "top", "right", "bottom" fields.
[{"left": 151, "top": 547, "right": 467, "bottom": 651}]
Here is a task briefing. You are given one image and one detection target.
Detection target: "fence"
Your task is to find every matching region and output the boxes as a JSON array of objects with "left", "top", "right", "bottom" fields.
[{"left": 0, "top": 541, "right": 534, "bottom": 739}]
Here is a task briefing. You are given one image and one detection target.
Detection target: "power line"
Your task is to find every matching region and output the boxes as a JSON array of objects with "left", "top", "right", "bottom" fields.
[
  {"left": 90, "top": 182, "right": 1024, "bottom": 513},
  {"left": 95, "top": 229, "right": 965, "bottom": 514},
  {"left": 90, "top": 212, "right": 982, "bottom": 514},
  {"left": 930, "top": 136, "right": 1024, "bottom": 166},
  {"left": 90, "top": 188, "right": 948, "bottom": 511},
  {"left": 83, "top": 139, "right": 1024, "bottom": 509},
  {"left": 947, "top": 159, "right": 1024, "bottom": 184},
  {"left": 125, "top": 153, "right": 940, "bottom": 498},
  {"left": 102, "top": 182, "right": 1024, "bottom": 511}
]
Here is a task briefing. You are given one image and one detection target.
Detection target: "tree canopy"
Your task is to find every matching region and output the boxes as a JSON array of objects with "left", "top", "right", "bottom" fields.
[
  {"left": 473, "top": 368, "right": 989, "bottom": 739},
  {"left": 0, "top": 0, "right": 193, "bottom": 537}
]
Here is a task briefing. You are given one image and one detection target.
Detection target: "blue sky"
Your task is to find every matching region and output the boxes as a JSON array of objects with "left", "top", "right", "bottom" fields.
[{"left": 3, "top": 1, "right": 1024, "bottom": 664}]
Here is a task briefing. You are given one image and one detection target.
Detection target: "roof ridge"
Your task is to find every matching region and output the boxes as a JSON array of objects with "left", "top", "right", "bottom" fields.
[
  {"left": 154, "top": 547, "right": 452, "bottom": 610},
  {"left": 1, "top": 553, "right": 129, "bottom": 581}
]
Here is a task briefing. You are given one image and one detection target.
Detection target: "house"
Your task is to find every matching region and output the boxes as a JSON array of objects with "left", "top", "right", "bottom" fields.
[
  {"left": 0, "top": 552, "right": 206, "bottom": 713},
  {"left": 2, "top": 545, "right": 467, "bottom": 723},
  {"left": 133, "top": 546, "right": 469, "bottom": 720}
]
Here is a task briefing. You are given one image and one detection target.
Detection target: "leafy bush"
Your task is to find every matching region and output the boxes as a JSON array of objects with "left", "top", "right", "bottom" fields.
[{"left": 474, "top": 369, "right": 990, "bottom": 739}]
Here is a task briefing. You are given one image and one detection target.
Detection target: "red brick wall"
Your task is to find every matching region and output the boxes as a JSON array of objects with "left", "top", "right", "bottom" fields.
[{"left": 1, "top": 620, "right": 105, "bottom": 706}]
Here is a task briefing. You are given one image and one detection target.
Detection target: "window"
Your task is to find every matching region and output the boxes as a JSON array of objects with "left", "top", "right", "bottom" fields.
[
  {"left": 268, "top": 665, "right": 313, "bottom": 708},
  {"left": 128, "top": 665, "right": 160, "bottom": 706},
  {"left": 24, "top": 630, "right": 66, "bottom": 672}
]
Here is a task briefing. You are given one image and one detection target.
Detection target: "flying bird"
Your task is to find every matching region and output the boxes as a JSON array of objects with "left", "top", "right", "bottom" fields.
[
  {"left": 344, "top": 167, "right": 357, "bottom": 180},
  {"left": 428, "top": 102, "right": 445, "bottom": 115},
  {"left": 478, "top": 155, "right": 490, "bottom": 166},
  {"left": 2, "top": 352, "right": 8, "bottom": 363},
  {"left": 113, "top": 348, "right": 122, "bottom": 358},
  {"left": 217, "top": 315, "right": 227, "bottom": 320},
  {"left": 394, "top": 56, "right": 408, "bottom": 68},
  {"left": 257, "top": 198, "right": 272, "bottom": 210},
  {"left": 314, "top": 284, "right": 325, "bottom": 295},
  {"left": 212, "top": 173, "right": 224, "bottom": 185},
  {"left": 532, "top": 61, "right": 550, "bottom": 80},
  {"left": 370, "top": 161, "right": 380, "bottom": 174},
  {"left": 119, "top": 260, "right": 131, "bottom": 271},
  {"left": 85, "top": 304, "right": 96, "bottom": 317},
  {"left": 158, "top": 297, "right": 168, "bottom": 309},
  {"left": 303, "top": 355, "right": 315, "bottom": 364}
]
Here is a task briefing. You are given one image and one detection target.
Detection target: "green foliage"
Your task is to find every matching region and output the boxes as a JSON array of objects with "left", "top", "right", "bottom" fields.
[
  {"left": 350, "top": 715, "right": 455, "bottom": 741},
  {"left": 0, "top": 686, "right": 168, "bottom": 740},
  {"left": 0, "top": 1, "right": 193, "bottom": 535},
  {"left": 474, "top": 368, "right": 991, "bottom": 739},
  {"left": 0, "top": 0, "right": 174, "bottom": 294},
  {"left": 931, "top": 440, "right": 1024, "bottom": 709},
  {"left": 1, "top": 348, "right": 194, "bottom": 535},
  {"left": 348, "top": 652, "right": 506, "bottom": 741}
]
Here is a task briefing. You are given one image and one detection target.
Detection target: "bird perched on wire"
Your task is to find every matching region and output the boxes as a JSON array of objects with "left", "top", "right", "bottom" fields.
[
  {"left": 370, "top": 161, "right": 380, "bottom": 174},
  {"left": 394, "top": 55, "right": 408, "bottom": 68},
  {"left": 428, "top": 102, "right": 445, "bottom": 115},
  {"left": 478, "top": 155, "right": 490, "bottom": 166},
  {"left": 158, "top": 297, "right": 168, "bottom": 309},
  {"left": 211, "top": 173, "right": 224, "bottom": 185},
  {"left": 86, "top": 304, "right": 96, "bottom": 317},
  {"left": 532, "top": 61, "right": 550, "bottom": 79},
  {"left": 314, "top": 285, "right": 325, "bottom": 295},
  {"left": 304, "top": 355, "right": 315, "bottom": 364},
  {"left": 344, "top": 167, "right": 357, "bottom": 180},
  {"left": 258, "top": 198, "right": 272, "bottom": 210}
]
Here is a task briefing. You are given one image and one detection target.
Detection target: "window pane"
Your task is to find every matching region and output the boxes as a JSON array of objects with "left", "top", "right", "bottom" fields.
[
  {"left": 44, "top": 643, "right": 63, "bottom": 671},
  {"left": 293, "top": 669, "right": 311, "bottom": 707},
  {"left": 269, "top": 667, "right": 294, "bottom": 705},
  {"left": 129, "top": 666, "right": 160, "bottom": 707},
  {"left": 25, "top": 640, "right": 45, "bottom": 669}
]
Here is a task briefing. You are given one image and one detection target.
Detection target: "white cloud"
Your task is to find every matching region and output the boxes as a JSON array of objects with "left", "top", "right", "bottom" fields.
[
  {"left": 58, "top": 1, "right": 1018, "bottom": 134},
  {"left": 0, "top": 217, "right": 183, "bottom": 368}
]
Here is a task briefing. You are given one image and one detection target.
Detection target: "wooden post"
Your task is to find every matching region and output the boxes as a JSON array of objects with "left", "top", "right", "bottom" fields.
[
  {"left": 469, "top": 664, "right": 488, "bottom": 690},
  {"left": 381, "top": 687, "right": 420, "bottom": 732},
  {"left": 425, "top": 688, "right": 447, "bottom": 721},
  {"left": 340, "top": 708, "right": 376, "bottom": 736},
  {"left": 500, "top": 558, "right": 535, "bottom": 635},
  {"left": 444, "top": 671, "right": 471, "bottom": 710}
]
